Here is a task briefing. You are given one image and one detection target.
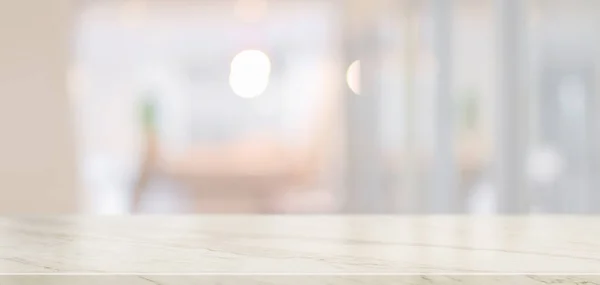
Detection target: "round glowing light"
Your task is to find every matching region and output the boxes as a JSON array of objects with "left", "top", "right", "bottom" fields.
[
  {"left": 229, "top": 50, "right": 271, "bottom": 98},
  {"left": 346, "top": 60, "right": 361, "bottom": 95}
]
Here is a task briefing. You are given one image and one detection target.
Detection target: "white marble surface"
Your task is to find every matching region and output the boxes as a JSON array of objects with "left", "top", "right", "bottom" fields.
[{"left": 1, "top": 216, "right": 600, "bottom": 284}]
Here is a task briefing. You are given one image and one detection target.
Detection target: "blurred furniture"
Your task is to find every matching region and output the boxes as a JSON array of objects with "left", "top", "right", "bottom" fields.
[
  {"left": 131, "top": 100, "right": 332, "bottom": 213},
  {"left": 132, "top": 134, "right": 488, "bottom": 213},
  {"left": 130, "top": 90, "right": 489, "bottom": 213}
]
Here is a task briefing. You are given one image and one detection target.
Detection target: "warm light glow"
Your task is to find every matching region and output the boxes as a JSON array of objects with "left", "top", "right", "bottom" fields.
[
  {"left": 229, "top": 50, "right": 271, "bottom": 98},
  {"left": 234, "top": 0, "right": 268, "bottom": 23},
  {"left": 120, "top": 0, "right": 148, "bottom": 29},
  {"left": 346, "top": 60, "right": 361, "bottom": 95}
]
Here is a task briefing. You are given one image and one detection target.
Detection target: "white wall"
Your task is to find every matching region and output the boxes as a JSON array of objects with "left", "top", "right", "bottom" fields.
[{"left": 0, "top": 0, "right": 79, "bottom": 213}]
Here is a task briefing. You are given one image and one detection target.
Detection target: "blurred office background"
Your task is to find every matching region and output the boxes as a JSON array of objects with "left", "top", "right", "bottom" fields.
[{"left": 1, "top": 0, "right": 600, "bottom": 214}]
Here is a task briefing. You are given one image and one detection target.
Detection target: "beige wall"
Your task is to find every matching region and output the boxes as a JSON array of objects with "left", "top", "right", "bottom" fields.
[{"left": 0, "top": 0, "right": 79, "bottom": 213}]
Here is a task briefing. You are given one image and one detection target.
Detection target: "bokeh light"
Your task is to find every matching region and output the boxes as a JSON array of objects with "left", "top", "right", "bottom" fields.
[
  {"left": 346, "top": 60, "right": 360, "bottom": 95},
  {"left": 229, "top": 50, "right": 271, "bottom": 99}
]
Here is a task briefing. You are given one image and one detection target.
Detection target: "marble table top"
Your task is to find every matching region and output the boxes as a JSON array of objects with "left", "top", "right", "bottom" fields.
[{"left": 1, "top": 216, "right": 600, "bottom": 284}]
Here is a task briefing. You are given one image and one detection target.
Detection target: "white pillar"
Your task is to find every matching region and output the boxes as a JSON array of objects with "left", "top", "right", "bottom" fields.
[
  {"left": 0, "top": 0, "right": 79, "bottom": 213},
  {"left": 400, "top": 0, "right": 422, "bottom": 213},
  {"left": 431, "top": 0, "right": 458, "bottom": 213},
  {"left": 494, "top": 0, "right": 529, "bottom": 213},
  {"left": 341, "top": 0, "right": 388, "bottom": 213},
  {"left": 588, "top": 1, "right": 600, "bottom": 213}
]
